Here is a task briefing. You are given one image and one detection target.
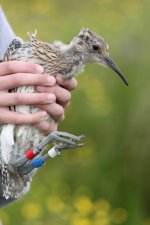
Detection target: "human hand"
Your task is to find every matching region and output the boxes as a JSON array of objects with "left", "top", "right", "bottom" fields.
[
  {"left": 35, "top": 76, "right": 77, "bottom": 133},
  {"left": 0, "top": 61, "right": 56, "bottom": 126},
  {"left": 0, "top": 61, "right": 78, "bottom": 134}
]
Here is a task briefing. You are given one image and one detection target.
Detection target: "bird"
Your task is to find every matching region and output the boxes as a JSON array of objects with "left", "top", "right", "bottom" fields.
[{"left": 0, "top": 28, "right": 128, "bottom": 199}]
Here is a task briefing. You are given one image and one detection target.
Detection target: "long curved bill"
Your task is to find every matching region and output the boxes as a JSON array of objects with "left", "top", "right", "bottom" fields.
[{"left": 103, "top": 56, "right": 128, "bottom": 86}]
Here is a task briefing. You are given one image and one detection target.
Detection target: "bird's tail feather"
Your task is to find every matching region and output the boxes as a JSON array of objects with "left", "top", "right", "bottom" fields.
[
  {"left": 0, "top": 124, "right": 15, "bottom": 164},
  {"left": 0, "top": 124, "right": 33, "bottom": 199}
]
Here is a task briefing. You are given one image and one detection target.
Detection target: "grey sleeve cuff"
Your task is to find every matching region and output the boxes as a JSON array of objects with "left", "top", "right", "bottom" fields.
[
  {"left": 0, "top": 197, "right": 16, "bottom": 208},
  {"left": 0, "top": 6, "right": 15, "bottom": 59},
  {"left": 0, "top": 7, "right": 17, "bottom": 207}
]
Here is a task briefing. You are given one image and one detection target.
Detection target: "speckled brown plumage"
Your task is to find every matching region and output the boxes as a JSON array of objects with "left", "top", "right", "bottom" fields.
[{"left": 0, "top": 28, "right": 128, "bottom": 199}]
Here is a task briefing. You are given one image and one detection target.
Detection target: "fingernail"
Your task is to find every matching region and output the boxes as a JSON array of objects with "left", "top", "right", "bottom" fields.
[
  {"left": 36, "top": 65, "right": 44, "bottom": 73},
  {"left": 47, "top": 94, "right": 56, "bottom": 102},
  {"left": 47, "top": 76, "right": 56, "bottom": 85}
]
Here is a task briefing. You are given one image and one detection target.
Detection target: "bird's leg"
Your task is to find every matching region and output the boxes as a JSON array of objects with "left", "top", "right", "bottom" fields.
[
  {"left": 54, "top": 141, "right": 85, "bottom": 152},
  {"left": 38, "top": 131, "right": 85, "bottom": 150},
  {"left": 16, "top": 132, "right": 85, "bottom": 175},
  {"left": 13, "top": 131, "right": 85, "bottom": 168}
]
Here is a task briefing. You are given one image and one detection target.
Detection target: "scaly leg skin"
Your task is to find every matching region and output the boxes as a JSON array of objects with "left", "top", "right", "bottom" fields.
[
  {"left": 16, "top": 132, "right": 85, "bottom": 175},
  {"left": 38, "top": 131, "right": 85, "bottom": 151},
  {"left": 12, "top": 131, "right": 85, "bottom": 168},
  {"left": 54, "top": 141, "right": 85, "bottom": 152}
]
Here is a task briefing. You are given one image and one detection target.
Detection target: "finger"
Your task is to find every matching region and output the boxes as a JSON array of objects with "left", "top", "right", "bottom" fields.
[
  {"left": 36, "top": 85, "right": 71, "bottom": 107},
  {"left": 0, "top": 61, "right": 44, "bottom": 76},
  {"left": 35, "top": 120, "right": 58, "bottom": 135},
  {"left": 0, "top": 93, "right": 56, "bottom": 106},
  {"left": 0, "top": 110, "right": 48, "bottom": 125},
  {"left": 56, "top": 76, "right": 78, "bottom": 91},
  {"left": 0, "top": 73, "right": 56, "bottom": 91},
  {"left": 37, "top": 103, "right": 65, "bottom": 122}
]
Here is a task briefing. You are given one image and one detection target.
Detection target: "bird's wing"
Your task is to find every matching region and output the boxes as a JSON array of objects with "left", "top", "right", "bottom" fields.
[
  {"left": 28, "top": 31, "right": 59, "bottom": 54},
  {"left": 3, "top": 37, "right": 24, "bottom": 61}
]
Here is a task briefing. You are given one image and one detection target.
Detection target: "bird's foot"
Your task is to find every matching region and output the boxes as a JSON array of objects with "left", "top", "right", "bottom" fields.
[
  {"left": 53, "top": 140, "right": 84, "bottom": 155},
  {"left": 38, "top": 131, "right": 85, "bottom": 151},
  {"left": 16, "top": 132, "right": 85, "bottom": 175},
  {"left": 12, "top": 131, "right": 85, "bottom": 169}
]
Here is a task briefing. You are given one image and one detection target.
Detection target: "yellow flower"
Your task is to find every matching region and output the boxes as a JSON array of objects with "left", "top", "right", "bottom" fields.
[
  {"left": 94, "top": 199, "right": 111, "bottom": 225},
  {"left": 95, "top": 199, "right": 111, "bottom": 212},
  {"left": 93, "top": 217, "right": 110, "bottom": 225},
  {"left": 74, "top": 195, "right": 94, "bottom": 216},
  {"left": 71, "top": 214, "right": 92, "bottom": 225},
  {"left": 111, "top": 208, "right": 128, "bottom": 224},
  {"left": 21, "top": 202, "right": 43, "bottom": 220},
  {"left": 47, "top": 196, "right": 65, "bottom": 213},
  {"left": 0, "top": 211, "right": 10, "bottom": 225}
]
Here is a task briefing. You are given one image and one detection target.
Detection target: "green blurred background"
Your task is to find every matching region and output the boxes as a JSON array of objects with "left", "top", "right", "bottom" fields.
[{"left": 0, "top": 0, "right": 150, "bottom": 224}]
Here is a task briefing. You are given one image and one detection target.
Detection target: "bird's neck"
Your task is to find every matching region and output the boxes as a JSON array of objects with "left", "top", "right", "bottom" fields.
[
  {"left": 62, "top": 46, "right": 83, "bottom": 61},
  {"left": 56, "top": 41, "right": 86, "bottom": 78},
  {"left": 31, "top": 37, "right": 86, "bottom": 78}
]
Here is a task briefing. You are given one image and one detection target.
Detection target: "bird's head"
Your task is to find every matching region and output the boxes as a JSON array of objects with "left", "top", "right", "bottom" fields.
[{"left": 74, "top": 28, "right": 128, "bottom": 86}]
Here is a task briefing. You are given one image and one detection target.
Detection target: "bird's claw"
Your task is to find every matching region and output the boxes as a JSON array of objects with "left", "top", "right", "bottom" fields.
[
  {"left": 13, "top": 132, "right": 85, "bottom": 175},
  {"left": 38, "top": 131, "right": 85, "bottom": 151},
  {"left": 50, "top": 131, "right": 85, "bottom": 144},
  {"left": 49, "top": 131, "right": 85, "bottom": 151},
  {"left": 54, "top": 141, "right": 84, "bottom": 153}
]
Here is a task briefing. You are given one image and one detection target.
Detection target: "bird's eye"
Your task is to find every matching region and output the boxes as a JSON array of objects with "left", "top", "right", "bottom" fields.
[{"left": 92, "top": 45, "right": 99, "bottom": 51}]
